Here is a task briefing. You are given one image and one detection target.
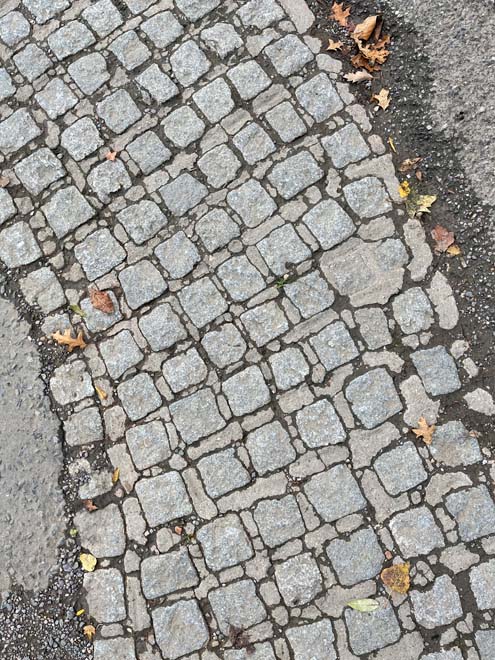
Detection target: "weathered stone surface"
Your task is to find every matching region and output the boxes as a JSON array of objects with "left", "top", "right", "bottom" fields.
[
  {"left": 135, "top": 473, "right": 193, "bottom": 527},
  {"left": 246, "top": 421, "right": 296, "bottom": 475},
  {"left": 254, "top": 495, "right": 305, "bottom": 548},
  {"left": 84, "top": 568, "right": 126, "bottom": 623},
  {"left": 326, "top": 527, "right": 383, "bottom": 586},
  {"left": 119, "top": 260, "right": 167, "bottom": 310},
  {"left": 284, "top": 272, "right": 335, "bottom": 318},
  {"left": 322, "top": 124, "right": 370, "bottom": 168},
  {"left": 170, "top": 388, "right": 225, "bottom": 443},
  {"left": 302, "top": 199, "right": 355, "bottom": 249},
  {"left": 264, "top": 35, "right": 314, "bottom": 76},
  {"left": 411, "top": 346, "right": 461, "bottom": 396},
  {"left": 75, "top": 229, "right": 126, "bottom": 281},
  {"left": 141, "top": 548, "right": 198, "bottom": 598},
  {"left": 197, "top": 448, "right": 250, "bottom": 498},
  {"left": 227, "top": 179, "right": 276, "bottom": 227},
  {"left": 286, "top": 620, "right": 337, "bottom": 660},
  {"left": 310, "top": 321, "right": 359, "bottom": 371},
  {"left": 197, "top": 514, "right": 253, "bottom": 571},
  {"left": 374, "top": 441, "right": 427, "bottom": 495},
  {"left": 345, "top": 601, "right": 401, "bottom": 655},
  {"left": 15, "top": 148, "right": 65, "bottom": 195},
  {"left": 152, "top": 600, "right": 209, "bottom": 660},
  {"left": 178, "top": 278, "right": 227, "bottom": 327},
  {"left": 209, "top": 580, "right": 266, "bottom": 633},
  {"left": 345, "top": 368, "right": 402, "bottom": 429},
  {"left": 241, "top": 301, "right": 288, "bottom": 346},
  {"left": 296, "top": 399, "right": 346, "bottom": 448},
  {"left": 75, "top": 504, "right": 125, "bottom": 558},
  {"left": 304, "top": 465, "right": 366, "bottom": 522},
  {"left": 389, "top": 507, "right": 445, "bottom": 557},
  {"left": 267, "top": 151, "right": 323, "bottom": 200},
  {"left": 429, "top": 421, "right": 482, "bottom": 467},
  {"left": 223, "top": 365, "right": 271, "bottom": 415},
  {"left": 392, "top": 287, "right": 434, "bottom": 334},
  {"left": 117, "top": 373, "right": 162, "bottom": 421},
  {"left": 257, "top": 224, "right": 312, "bottom": 275},
  {"left": 411, "top": 576, "right": 463, "bottom": 629},
  {"left": 201, "top": 323, "right": 247, "bottom": 367},
  {"left": 126, "top": 420, "right": 170, "bottom": 470},
  {"left": 275, "top": 553, "right": 322, "bottom": 606},
  {"left": 446, "top": 486, "right": 495, "bottom": 542}
]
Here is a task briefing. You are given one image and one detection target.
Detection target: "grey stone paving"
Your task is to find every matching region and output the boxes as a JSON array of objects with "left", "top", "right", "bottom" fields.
[{"left": 0, "top": 1, "right": 493, "bottom": 659}]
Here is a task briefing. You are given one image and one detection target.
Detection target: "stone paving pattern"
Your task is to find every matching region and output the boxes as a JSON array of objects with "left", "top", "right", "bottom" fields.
[{"left": 0, "top": 0, "right": 494, "bottom": 659}]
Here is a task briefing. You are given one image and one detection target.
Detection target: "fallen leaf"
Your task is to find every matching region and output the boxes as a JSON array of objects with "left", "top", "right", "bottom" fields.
[
  {"left": 95, "top": 386, "right": 107, "bottom": 401},
  {"left": 399, "top": 157, "right": 422, "bottom": 172},
  {"left": 51, "top": 329, "right": 87, "bottom": 352},
  {"left": 174, "top": 526, "right": 183, "bottom": 535},
  {"left": 0, "top": 175, "right": 9, "bottom": 188},
  {"left": 229, "top": 626, "right": 254, "bottom": 653},
  {"left": 112, "top": 467, "right": 120, "bottom": 484},
  {"left": 415, "top": 169, "right": 423, "bottom": 181},
  {"left": 406, "top": 193, "right": 437, "bottom": 218},
  {"left": 83, "top": 499, "right": 98, "bottom": 512},
  {"left": 381, "top": 562, "right": 410, "bottom": 594},
  {"left": 385, "top": 550, "right": 393, "bottom": 560},
  {"left": 330, "top": 2, "right": 351, "bottom": 27},
  {"left": 352, "top": 15, "right": 378, "bottom": 41},
  {"left": 431, "top": 225, "right": 455, "bottom": 253},
  {"left": 89, "top": 288, "right": 114, "bottom": 314},
  {"left": 327, "top": 39, "right": 343, "bottom": 51},
  {"left": 372, "top": 88, "right": 390, "bottom": 110},
  {"left": 347, "top": 598, "right": 380, "bottom": 612},
  {"left": 388, "top": 136, "right": 397, "bottom": 153},
  {"left": 412, "top": 416, "right": 436, "bottom": 445},
  {"left": 69, "top": 303, "right": 86, "bottom": 317},
  {"left": 83, "top": 624, "right": 96, "bottom": 642},
  {"left": 105, "top": 151, "right": 117, "bottom": 161},
  {"left": 398, "top": 181, "right": 411, "bottom": 198},
  {"left": 344, "top": 70, "right": 373, "bottom": 83},
  {"left": 447, "top": 244, "right": 461, "bottom": 256},
  {"left": 76, "top": 609, "right": 85, "bottom": 616},
  {"left": 80, "top": 553, "right": 97, "bottom": 572},
  {"left": 69, "top": 528, "right": 78, "bottom": 538}
]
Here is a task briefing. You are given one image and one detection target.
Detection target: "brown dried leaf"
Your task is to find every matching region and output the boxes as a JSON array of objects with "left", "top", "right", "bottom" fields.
[
  {"left": 380, "top": 562, "right": 410, "bottom": 594},
  {"left": 350, "top": 52, "right": 381, "bottom": 72},
  {"left": 51, "top": 329, "right": 87, "bottom": 352},
  {"left": 89, "top": 288, "right": 114, "bottom": 314},
  {"left": 105, "top": 150, "right": 117, "bottom": 161},
  {"left": 412, "top": 416, "right": 436, "bottom": 445},
  {"left": 112, "top": 467, "right": 120, "bottom": 484},
  {"left": 431, "top": 224, "right": 455, "bottom": 253},
  {"left": 399, "top": 157, "right": 422, "bottom": 172},
  {"left": 344, "top": 69, "right": 373, "bottom": 83},
  {"left": 447, "top": 244, "right": 461, "bottom": 256},
  {"left": 327, "top": 39, "right": 343, "bottom": 51},
  {"left": 83, "top": 624, "right": 96, "bottom": 642},
  {"left": 330, "top": 2, "right": 351, "bottom": 27},
  {"left": 352, "top": 15, "right": 378, "bottom": 41},
  {"left": 83, "top": 499, "right": 98, "bottom": 512},
  {"left": 372, "top": 88, "right": 390, "bottom": 110},
  {"left": 0, "top": 175, "right": 9, "bottom": 188}
]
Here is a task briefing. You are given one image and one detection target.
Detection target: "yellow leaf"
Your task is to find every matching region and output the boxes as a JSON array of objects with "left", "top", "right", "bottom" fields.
[
  {"left": 51, "top": 329, "right": 87, "bottom": 352},
  {"left": 388, "top": 136, "right": 397, "bottom": 153},
  {"left": 95, "top": 386, "right": 107, "bottom": 401},
  {"left": 381, "top": 562, "right": 410, "bottom": 594},
  {"left": 83, "top": 624, "right": 96, "bottom": 641},
  {"left": 112, "top": 467, "right": 120, "bottom": 484},
  {"left": 80, "top": 553, "right": 97, "bottom": 572},
  {"left": 447, "top": 244, "right": 461, "bottom": 256},
  {"left": 406, "top": 193, "right": 437, "bottom": 218},
  {"left": 398, "top": 181, "right": 411, "bottom": 198},
  {"left": 372, "top": 88, "right": 390, "bottom": 110},
  {"left": 347, "top": 598, "right": 380, "bottom": 612},
  {"left": 327, "top": 39, "right": 343, "bottom": 51},
  {"left": 76, "top": 609, "right": 85, "bottom": 616},
  {"left": 412, "top": 417, "right": 436, "bottom": 445}
]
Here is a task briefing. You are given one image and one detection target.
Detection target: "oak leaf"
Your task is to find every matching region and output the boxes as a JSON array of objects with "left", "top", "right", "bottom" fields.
[
  {"left": 372, "top": 88, "right": 390, "bottom": 110},
  {"left": 51, "top": 329, "right": 87, "bottom": 352},
  {"left": 83, "top": 624, "right": 96, "bottom": 641},
  {"left": 350, "top": 52, "right": 381, "bottom": 72},
  {"left": 399, "top": 157, "right": 422, "bottom": 172},
  {"left": 344, "top": 70, "right": 373, "bottom": 83},
  {"left": 330, "top": 2, "right": 351, "bottom": 27},
  {"left": 380, "top": 562, "right": 410, "bottom": 594},
  {"left": 412, "top": 416, "right": 436, "bottom": 445},
  {"left": 431, "top": 225, "right": 455, "bottom": 253},
  {"left": 89, "top": 288, "right": 114, "bottom": 314},
  {"left": 352, "top": 15, "right": 378, "bottom": 41},
  {"left": 327, "top": 39, "right": 343, "bottom": 51},
  {"left": 80, "top": 553, "right": 97, "bottom": 572}
]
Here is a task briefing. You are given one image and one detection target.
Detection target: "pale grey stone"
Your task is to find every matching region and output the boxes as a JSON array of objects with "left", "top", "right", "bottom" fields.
[
  {"left": 136, "top": 64, "right": 179, "bottom": 103},
  {"left": 138, "top": 303, "right": 187, "bottom": 351},
  {"left": 264, "top": 35, "right": 314, "bottom": 77},
  {"left": 197, "top": 514, "right": 253, "bottom": 571},
  {"left": 20, "top": 267, "right": 65, "bottom": 313},
  {"left": 257, "top": 224, "right": 311, "bottom": 276},
  {"left": 267, "top": 151, "right": 323, "bottom": 200},
  {"left": 223, "top": 365, "right": 271, "bottom": 415},
  {"left": 464, "top": 388, "right": 495, "bottom": 416},
  {"left": 411, "top": 346, "right": 461, "bottom": 396},
  {"left": 61, "top": 117, "right": 103, "bottom": 161},
  {"left": 135, "top": 472, "right": 192, "bottom": 527},
  {"left": 117, "top": 373, "right": 162, "bottom": 422},
  {"left": 201, "top": 23, "right": 242, "bottom": 58},
  {"left": 225, "top": 644, "right": 275, "bottom": 660},
  {"left": 64, "top": 407, "right": 103, "bottom": 447},
  {"left": 68, "top": 53, "right": 109, "bottom": 95},
  {"left": 345, "top": 604, "right": 401, "bottom": 655},
  {"left": 126, "top": 420, "right": 170, "bottom": 470},
  {"left": 310, "top": 321, "right": 359, "bottom": 371},
  {"left": 296, "top": 399, "right": 346, "bottom": 448},
  {"left": 179, "top": 277, "right": 227, "bottom": 327},
  {"left": 198, "top": 448, "right": 250, "bottom": 498},
  {"left": 50, "top": 361, "right": 93, "bottom": 406},
  {"left": 227, "top": 60, "right": 271, "bottom": 100},
  {"left": 88, "top": 160, "right": 132, "bottom": 203},
  {"left": 13, "top": 45, "right": 51, "bottom": 82},
  {"left": 153, "top": 600, "right": 209, "bottom": 660},
  {"left": 0, "top": 222, "right": 41, "bottom": 268},
  {"left": 0, "top": 69, "right": 15, "bottom": 103},
  {"left": 445, "top": 485, "right": 495, "bottom": 542},
  {"left": 241, "top": 301, "right": 288, "bottom": 346},
  {"left": 304, "top": 464, "right": 366, "bottom": 522},
  {"left": 42, "top": 186, "right": 95, "bottom": 238},
  {"left": 209, "top": 580, "right": 266, "bottom": 634},
  {"left": 109, "top": 30, "right": 151, "bottom": 70},
  {"left": 253, "top": 495, "right": 304, "bottom": 548},
  {"left": 141, "top": 549, "right": 198, "bottom": 599},
  {"left": 269, "top": 347, "right": 309, "bottom": 390},
  {"left": 322, "top": 124, "right": 370, "bottom": 168},
  {"left": 389, "top": 506, "right": 444, "bottom": 558},
  {"left": 227, "top": 179, "right": 276, "bottom": 227},
  {"left": 124, "top": 0, "right": 155, "bottom": 13},
  {"left": 286, "top": 620, "right": 336, "bottom": 660},
  {"left": 233, "top": 122, "right": 276, "bottom": 165},
  {"left": 429, "top": 421, "right": 482, "bottom": 467},
  {"left": 392, "top": 287, "right": 434, "bottom": 334},
  {"left": 48, "top": 21, "right": 95, "bottom": 60},
  {"left": 75, "top": 504, "right": 125, "bottom": 558},
  {"left": 118, "top": 200, "right": 167, "bottom": 245},
  {"left": 326, "top": 527, "right": 384, "bottom": 586},
  {"left": 82, "top": 0, "right": 123, "bottom": 38},
  {"left": 0, "top": 11, "right": 30, "bottom": 47},
  {"left": 0, "top": 109, "right": 41, "bottom": 155},
  {"left": 196, "top": 208, "right": 240, "bottom": 252},
  {"left": 470, "top": 561, "right": 495, "bottom": 610},
  {"left": 343, "top": 177, "right": 393, "bottom": 218},
  {"left": 162, "top": 107, "right": 205, "bottom": 148},
  {"left": 15, "top": 148, "right": 65, "bottom": 195},
  {"left": 170, "top": 388, "right": 225, "bottom": 444},
  {"left": 127, "top": 131, "right": 171, "bottom": 175},
  {"left": 75, "top": 229, "right": 126, "bottom": 281},
  {"left": 476, "top": 630, "right": 495, "bottom": 660},
  {"left": 302, "top": 199, "right": 355, "bottom": 249},
  {"left": 81, "top": 291, "right": 122, "bottom": 333},
  {"left": 284, "top": 272, "right": 335, "bottom": 318},
  {"left": 99, "top": 330, "right": 143, "bottom": 380},
  {"left": 217, "top": 255, "right": 265, "bottom": 302},
  {"left": 201, "top": 323, "right": 247, "bottom": 368},
  {"left": 265, "top": 101, "right": 307, "bottom": 143},
  {"left": 35, "top": 78, "right": 77, "bottom": 119},
  {"left": 159, "top": 173, "right": 208, "bottom": 216},
  {"left": 94, "top": 638, "right": 136, "bottom": 660},
  {"left": 163, "top": 348, "right": 207, "bottom": 393},
  {"left": 422, "top": 650, "right": 462, "bottom": 660},
  {"left": 374, "top": 441, "right": 427, "bottom": 495},
  {"left": 24, "top": 0, "right": 69, "bottom": 24},
  {"left": 345, "top": 368, "right": 403, "bottom": 429},
  {"left": 197, "top": 144, "right": 241, "bottom": 188},
  {"left": 170, "top": 40, "right": 210, "bottom": 86},
  {"left": 141, "top": 11, "right": 184, "bottom": 48},
  {"left": 155, "top": 231, "right": 200, "bottom": 279},
  {"left": 84, "top": 568, "right": 126, "bottom": 623},
  {"left": 193, "top": 78, "right": 234, "bottom": 123},
  {"left": 410, "top": 576, "right": 463, "bottom": 628},
  {"left": 275, "top": 553, "right": 322, "bottom": 606},
  {"left": 119, "top": 260, "right": 167, "bottom": 310},
  {"left": 296, "top": 73, "right": 343, "bottom": 122},
  {"left": 246, "top": 421, "right": 296, "bottom": 475},
  {"left": 238, "top": 0, "right": 285, "bottom": 28},
  {"left": 354, "top": 307, "right": 392, "bottom": 349},
  {"left": 97, "top": 89, "right": 142, "bottom": 134},
  {"left": 176, "top": 0, "right": 220, "bottom": 20}
]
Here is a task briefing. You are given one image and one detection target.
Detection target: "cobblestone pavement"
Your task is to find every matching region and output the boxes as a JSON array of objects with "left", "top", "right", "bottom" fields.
[{"left": 0, "top": 1, "right": 494, "bottom": 659}]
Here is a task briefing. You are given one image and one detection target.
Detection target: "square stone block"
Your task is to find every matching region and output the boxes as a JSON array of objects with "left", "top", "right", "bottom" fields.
[
  {"left": 445, "top": 485, "right": 495, "bottom": 542},
  {"left": 286, "top": 620, "right": 336, "bottom": 660},
  {"left": 296, "top": 73, "right": 343, "bottom": 122},
  {"left": 241, "top": 301, "right": 288, "bottom": 346},
  {"left": 160, "top": 173, "right": 208, "bottom": 216},
  {"left": 117, "top": 373, "right": 162, "bottom": 422},
  {"left": 373, "top": 441, "right": 427, "bottom": 495},
  {"left": 326, "top": 527, "right": 384, "bottom": 586},
  {"left": 197, "top": 448, "right": 250, "bottom": 498},
  {"left": 345, "top": 601, "right": 401, "bottom": 655},
  {"left": 253, "top": 495, "right": 305, "bottom": 548},
  {"left": 155, "top": 231, "right": 200, "bottom": 279},
  {"left": 119, "top": 260, "right": 167, "bottom": 310},
  {"left": 15, "top": 148, "right": 65, "bottom": 195},
  {"left": 127, "top": 131, "right": 171, "bottom": 175},
  {"left": 135, "top": 472, "right": 193, "bottom": 527},
  {"left": 42, "top": 186, "right": 95, "bottom": 238},
  {"left": 126, "top": 420, "right": 171, "bottom": 470},
  {"left": 178, "top": 278, "right": 228, "bottom": 328},
  {"left": 170, "top": 40, "right": 210, "bottom": 86},
  {"left": 227, "top": 60, "right": 271, "bottom": 100},
  {"left": 152, "top": 600, "right": 209, "bottom": 660},
  {"left": 201, "top": 323, "right": 247, "bottom": 368},
  {"left": 302, "top": 199, "right": 355, "bottom": 250},
  {"left": 118, "top": 200, "right": 167, "bottom": 245},
  {"left": 345, "top": 368, "right": 402, "bottom": 429},
  {"left": 267, "top": 151, "right": 323, "bottom": 200},
  {"left": 61, "top": 118, "right": 103, "bottom": 161},
  {"left": 264, "top": 35, "right": 313, "bottom": 77},
  {"left": 170, "top": 388, "right": 225, "bottom": 444},
  {"left": 411, "top": 346, "right": 461, "bottom": 396},
  {"left": 269, "top": 347, "right": 309, "bottom": 391},
  {"left": 322, "top": 123, "right": 370, "bottom": 168},
  {"left": 197, "top": 514, "right": 253, "bottom": 571},
  {"left": 227, "top": 179, "right": 276, "bottom": 227},
  {"left": 75, "top": 228, "right": 126, "bottom": 281},
  {"left": 265, "top": 101, "right": 307, "bottom": 143},
  {"left": 209, "top": 580, "right": 266, "bottom": 634},
  {"left": 410, "top": 576, "right": 463, "bottom": 628},
  {"left": 296, "top": 399, "right": 346, "bottom": 448},
  {"left": 163, "top": 348, "right": 207, "bottom": 393},
  {"left": 275, "top": 553, "right": 322, "bottom": 606},
  {"left": 304, "top": 464, "right": 366, "bottom": 522},
  {"left": 217, "top": 255, "right": 265, "bottom": 302},
  {"left": 83, "top": 568, "right": 126, "bottom": 623},
  {"left": 138, "top": 303, "right": 187, "bottom": 351},
  {"left": 310, "top": 321, "right": 359, "bottom": 372},
  {"left": 222, "top": 365, "right": 271, "bottom": 416},
  {"left": 196, "top": 208, "right": 240, "bottom": 252},
  {"left": 246, "top": 421, "right": 296, "bottom": 475},
  {"left": 141, "top": 548, "right": 198, "bottom": 599},
  {"left": 389, "top": 506, "right": 445, "bottom": 558}
]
